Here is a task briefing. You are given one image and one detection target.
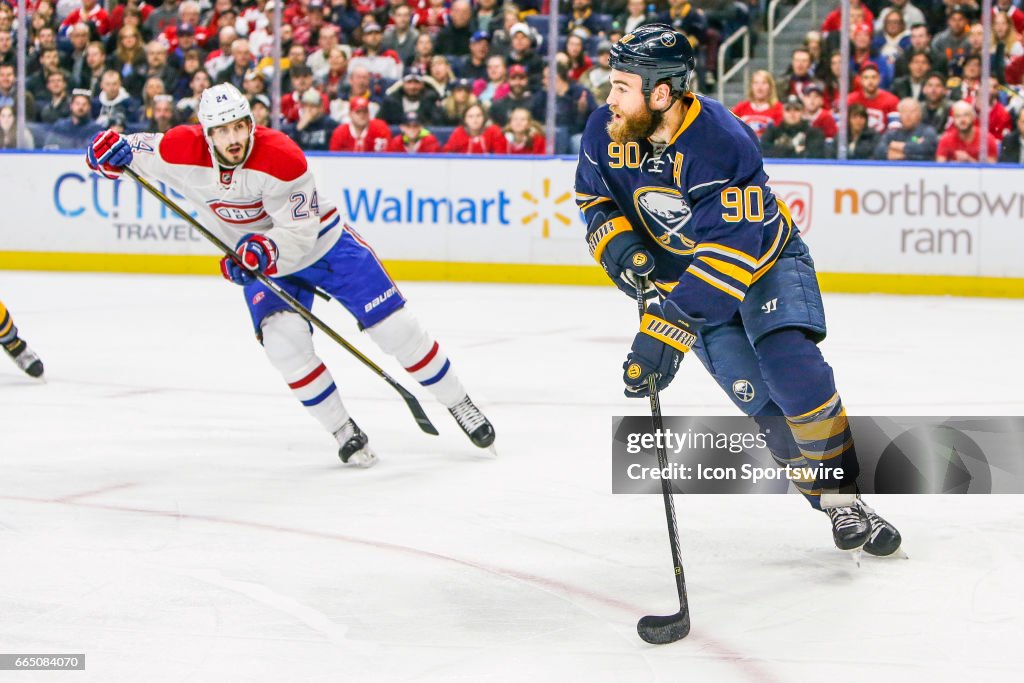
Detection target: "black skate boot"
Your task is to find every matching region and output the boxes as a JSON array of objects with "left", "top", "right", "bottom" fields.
[
  {"left": 3, "top": 337, "right": 44, "bottom": 378},
  {"left": 823, "top": 503, "right": 871, "bottom": 551},
  {"left": 858, "top": 499, "right": 903, "bottom": 557},
  {"left": 448, "top": 396, "right": 495, "bottom": 448},
  {"left": 334, "top": 419, "right": 377, "bottom": 468}
]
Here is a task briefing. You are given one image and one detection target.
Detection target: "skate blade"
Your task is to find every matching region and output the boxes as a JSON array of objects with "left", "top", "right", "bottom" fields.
[
  {"left": 487, "top": 445, "right": 497, "bottom": 456},
  {"left": 344, "top": 448, "right": 378, "bottom": 469},
  {"left": 864, "top": 546, "right": 909, "bottom": 560}
]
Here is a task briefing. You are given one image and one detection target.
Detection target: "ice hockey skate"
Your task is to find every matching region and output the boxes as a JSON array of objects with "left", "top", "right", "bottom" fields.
[
  {"left": 335, "top": 419, "right": 377, "bottom": 468},
  {"left": 3, "top": 338, "right": 44, "bottom": 379},
  {"left": 448, "top": 395, "right": 496, "bottom": 450}
]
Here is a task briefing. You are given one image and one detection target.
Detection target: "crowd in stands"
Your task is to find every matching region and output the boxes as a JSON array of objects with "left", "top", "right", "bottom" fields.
[
  {"left": 0, "top": 0, "right": 756, "bottom": 154},
  {"left": 733, "top": 0, "right": 1024, "bottom": 163}
]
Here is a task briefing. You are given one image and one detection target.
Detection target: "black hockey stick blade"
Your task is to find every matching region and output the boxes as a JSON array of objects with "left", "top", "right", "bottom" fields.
[
  {"left": 637, "top": 611, "right": 691, "bottom": 645},
  {"left": 393, "top": 381, "right": 439, "bottom": 435}
]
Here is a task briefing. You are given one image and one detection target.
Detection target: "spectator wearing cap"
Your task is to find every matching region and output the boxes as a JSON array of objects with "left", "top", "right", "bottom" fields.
[
  {"left": 490, "top": 63, "right": 532, "bottom": 127},
  {"left": 615, "top": 0, "right": 655, "bottom": 37},
  {"left": 386, "top": 110, "right": 441, "bottom": 153},
  {"left": 579, "top": 39, "right": 613, "bottom": 103},
  {"left": 444, "top": 102, "right": 507, "bottom": 153},
  {"left": 933, "top": 5, "right": 972, "bottom": 76},
  {"left": 503, "top": 106, "right": 546, "bottom": 155},
  {"left": 732, "top": 69, "right": 783, "bottom": 138},
  {"left": 39, "top": 70, "right": 72, "bottom": 124},
  {"left": 802, "top": 81, "right": 837, "bottom": 140},
  {"left": 162, "top": 2, "right": 211, "bottom": 52},
  {"left": 474, "top": 0, "right": 501, "bottom": 34},
  {"left": 350, "top": 22, "right": 403, "bottom": 81},
  {"left": 489, "top": 5, "right": 525, "bottom": 57},
  {"left": 329, "top": 96, "right": 393, "bottom": 152},
  {"left": 436, "top": 1, "right": 478, "bottom": 57},
  {"left": 382, "top": 4, "right": 419, "bottom": 65},
  {"left": 93, "top": 69, "right": 139, "bottom": 127},
  {"left": 760, "top": 94, "right": 826, "bottom": 158},
  {"left": 250, "top": 94, "right": 272, "bottom": 127},
  {"left": 414, "top": 0, "right": 452, "bottom": 37},
  {"left": 891, "top": 49, "right": 933, "bottom": 100},
  {"left": 440, "top": 77, "right": 479, "bottom": 125},
  {"left": 473, "top": 55, "right": 510, "bottom": 108},
  {"left": 285, "top": 88, "right": 339, "bottom": 151},
  {"left": 847, "top": 62, "right": 900, "bottom": 133},
  {"left": 216, "top": 38, "right": 254, "bottom": 90},
  {"left": 506, "top": 23, "right": 545, "bottom": 90},
  {"left": 456, "top": 30, "right": 491, "bottom": 82},
  {"left": 281, "top": 65, "right": 330, "bottom": 123},
  {"left": 937, "top": 99, "right": 999, "bottom": 161},
  {"left": 841, "top": 102, "right": 880, "bottom": 159},
  {"left": 45, "top": 88, "right": 102, "bottom": 149},
  {"left": 171, "top": 22, "right": 206, "bottom": 67},
  {"left": 873, "top": 97, "right": 939, "bottom": 160},
  {"left": 380, "top": 67, "right": 442, "bottom": 125},
  {"left": 564, "top": 33, "right": 593, "bottom": 82}
]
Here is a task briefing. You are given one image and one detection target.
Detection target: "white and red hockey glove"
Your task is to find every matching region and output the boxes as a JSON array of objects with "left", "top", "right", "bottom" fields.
[
  {"left": 220, "top": 233, "right": 279, "bottom": 285},
  {"left": 86, "top": 129, "right": 133, "bottom": 180}
]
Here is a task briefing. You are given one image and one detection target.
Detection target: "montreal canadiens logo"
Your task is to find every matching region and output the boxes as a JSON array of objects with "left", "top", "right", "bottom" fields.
[
  {"left": 634, "top": 187, "right": 694, "bottom": 253},
  {"left": 208, "top": 199, "right": 269, "bottom": 225}
]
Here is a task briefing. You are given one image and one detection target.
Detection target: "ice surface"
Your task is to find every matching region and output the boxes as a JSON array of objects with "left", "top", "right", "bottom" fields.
[{"left": 1, "top": 272, "right": 1022, "bottom": 682}]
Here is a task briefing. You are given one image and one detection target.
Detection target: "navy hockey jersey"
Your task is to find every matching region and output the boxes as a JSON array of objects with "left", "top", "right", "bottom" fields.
[{"left": 575, "top": 94, "right": 795, "bottom": 327}]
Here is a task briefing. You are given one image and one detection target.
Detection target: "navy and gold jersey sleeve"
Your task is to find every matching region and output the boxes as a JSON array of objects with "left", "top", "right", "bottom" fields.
[{"left": 575, "top": 108, "right": 631, "bottom": 264}]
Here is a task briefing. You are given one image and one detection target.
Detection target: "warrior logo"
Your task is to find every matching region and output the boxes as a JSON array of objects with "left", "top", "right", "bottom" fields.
[
  {"left": 732, "top": 379, "right": 755, "bottom": 403},
  {"left": 761, "top": 298, "right": 778, "bottom": 313},
  {"left": 208, "top": 199, "right": 269, "bottom": 225},
  {"left": 634, "top": 187, "right": 694, "bottom": 253},
  {"left": 626, "top": 363, "right": 643, "bottom": 380}
]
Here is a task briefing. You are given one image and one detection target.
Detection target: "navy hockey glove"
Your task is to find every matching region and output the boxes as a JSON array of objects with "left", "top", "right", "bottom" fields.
[
  {"left": 86, "top": 129, "right": 133, "bottom": 180},
  {"left": 623, "top": 300, "right": 705, "bottom": 397},
  {"left": 220, "top": 233, "right": 279, "bottom": 285},
  {"left": 586, "top": 215, "right": 657, "bottom": 300}
]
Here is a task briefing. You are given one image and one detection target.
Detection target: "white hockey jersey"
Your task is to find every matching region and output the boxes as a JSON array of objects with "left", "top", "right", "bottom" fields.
[{"left": 124, "top": 125, "right": 341, "bottom": 276}]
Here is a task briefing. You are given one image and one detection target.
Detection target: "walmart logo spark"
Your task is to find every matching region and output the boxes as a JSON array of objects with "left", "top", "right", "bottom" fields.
[{"left": 521, "top": 178, "right": 573, "bottom": 238}]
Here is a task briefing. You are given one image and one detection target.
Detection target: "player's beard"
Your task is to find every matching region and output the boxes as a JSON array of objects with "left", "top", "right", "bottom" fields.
[
  {"left": 607, "top": 104, "right": 662, "bottom": 144},
  {"left": 215, "top": 139, "right": 250, "bottom": 168}
]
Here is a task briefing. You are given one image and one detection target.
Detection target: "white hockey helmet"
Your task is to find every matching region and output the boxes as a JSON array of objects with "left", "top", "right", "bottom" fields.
[{"left": 198, "top": 83, "right": 255, "bottom": 167}]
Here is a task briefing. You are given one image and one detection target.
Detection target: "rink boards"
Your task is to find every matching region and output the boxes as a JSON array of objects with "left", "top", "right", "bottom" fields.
[{"left": 0, "top": 150, "right": 1022, "bottom": 297}]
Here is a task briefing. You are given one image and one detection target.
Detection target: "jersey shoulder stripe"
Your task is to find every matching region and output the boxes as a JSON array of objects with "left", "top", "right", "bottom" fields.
[{"left": 246, "top": 127, "right": 308, "bottom": 182}]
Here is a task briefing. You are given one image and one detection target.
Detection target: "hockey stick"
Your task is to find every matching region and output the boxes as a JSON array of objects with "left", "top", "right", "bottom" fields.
[
  {"left": 123, "top": 166, "right": 439, "bottom": 436},
  {"left": 634, "top": 277, "right": 690, "bottom": 645}
]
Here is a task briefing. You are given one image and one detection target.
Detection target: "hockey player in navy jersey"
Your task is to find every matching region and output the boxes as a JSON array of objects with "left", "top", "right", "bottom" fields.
[
  {"left": 85, "top": 83, "right": 495, "bottom": 467},
  {"left": 575, "top": 24, "right": 901, "bottom": 556}
]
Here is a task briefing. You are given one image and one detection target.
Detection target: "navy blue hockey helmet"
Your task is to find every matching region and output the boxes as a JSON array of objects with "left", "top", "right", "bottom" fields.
[{"left": 609, "top": 24, "right": 696, "bottom": 97}]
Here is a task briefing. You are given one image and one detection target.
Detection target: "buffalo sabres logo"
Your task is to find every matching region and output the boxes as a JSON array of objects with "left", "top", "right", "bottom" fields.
[
  {"left": 660, "top": 32, "right": 676, "bottom": 47},
  {"left": 633, "top": 187, "right": 694, "bottom": 254},
  {"left": 732, "top": 380, "right": 755, "bottom": 403}
]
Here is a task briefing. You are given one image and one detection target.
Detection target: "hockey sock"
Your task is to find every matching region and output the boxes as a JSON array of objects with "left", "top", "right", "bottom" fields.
[
  {"left": 260, "top": 311, "right": 349, "bottom": 434},
  {"left": 0, "top": 302, "right": 25, "bottom": 356},
  {"left": 785, "top": 393, "right": 859, "bottom": 510},
  {"left": 366, "top": 308, "right": 467, "bottom": 407}
]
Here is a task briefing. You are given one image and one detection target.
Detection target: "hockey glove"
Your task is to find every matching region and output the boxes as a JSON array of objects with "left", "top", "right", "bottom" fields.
[
  {"left": 86, "top": 129, "right": 133, "bottom": 180},
  {"left": 220, "top": 233, "right": 279, "bottom": 285},
  {"left": 587, "top": 215, "right": 658, "bottom": 300},
  {"left": 623, "top": 300, "right": 704, "bottom": 397}
]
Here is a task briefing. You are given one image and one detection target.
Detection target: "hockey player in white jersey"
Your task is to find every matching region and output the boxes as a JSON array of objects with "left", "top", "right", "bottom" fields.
[{"left": 85, "top": 83, "right": 495, "bottom": 467}]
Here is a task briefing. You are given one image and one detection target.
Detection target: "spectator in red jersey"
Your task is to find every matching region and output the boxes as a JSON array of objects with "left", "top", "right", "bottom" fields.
[
  {"left": 61, "top": 0, "right": 112, "bottom": 38},
  {"left": 110, "top": 0, "right": 155, "bottom": 36},
  {"left": 329, "top": 95, "right": 392, "bottom": 151},
  {"left": 732, "top": 69, "right": 782, "bottom": 138},
  {"left": 847, "top": 62, "right": 899, "bottom": 133},
  {"left": 503, "top": 106, "right": 546, "bottom": 154},
  {"left": 821, "top": 0, "right": 874, "bottom": 37},
  {"left": 443, "top": 102, "right": 507, "bottom": 153},
  {"left": 937, "top": 100, "right": 999, "bottom": 162},
  {"left": 386, "top": 110, "right": 441, "bottom": 152},
  {"left": 802, "top": 82, "right": 837, "bottom": 140},
  {"left": 414, "top": 0, "right": 451, "bottom": 37},
  {"left": 564, "top": 33, "right": 593, "bottom": 83},
  {"left": 783, "top": 47, "right": 815, "bottom": 98},
  {"left": 162, "top": 2, "right": 210, "bottom": 50}
]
